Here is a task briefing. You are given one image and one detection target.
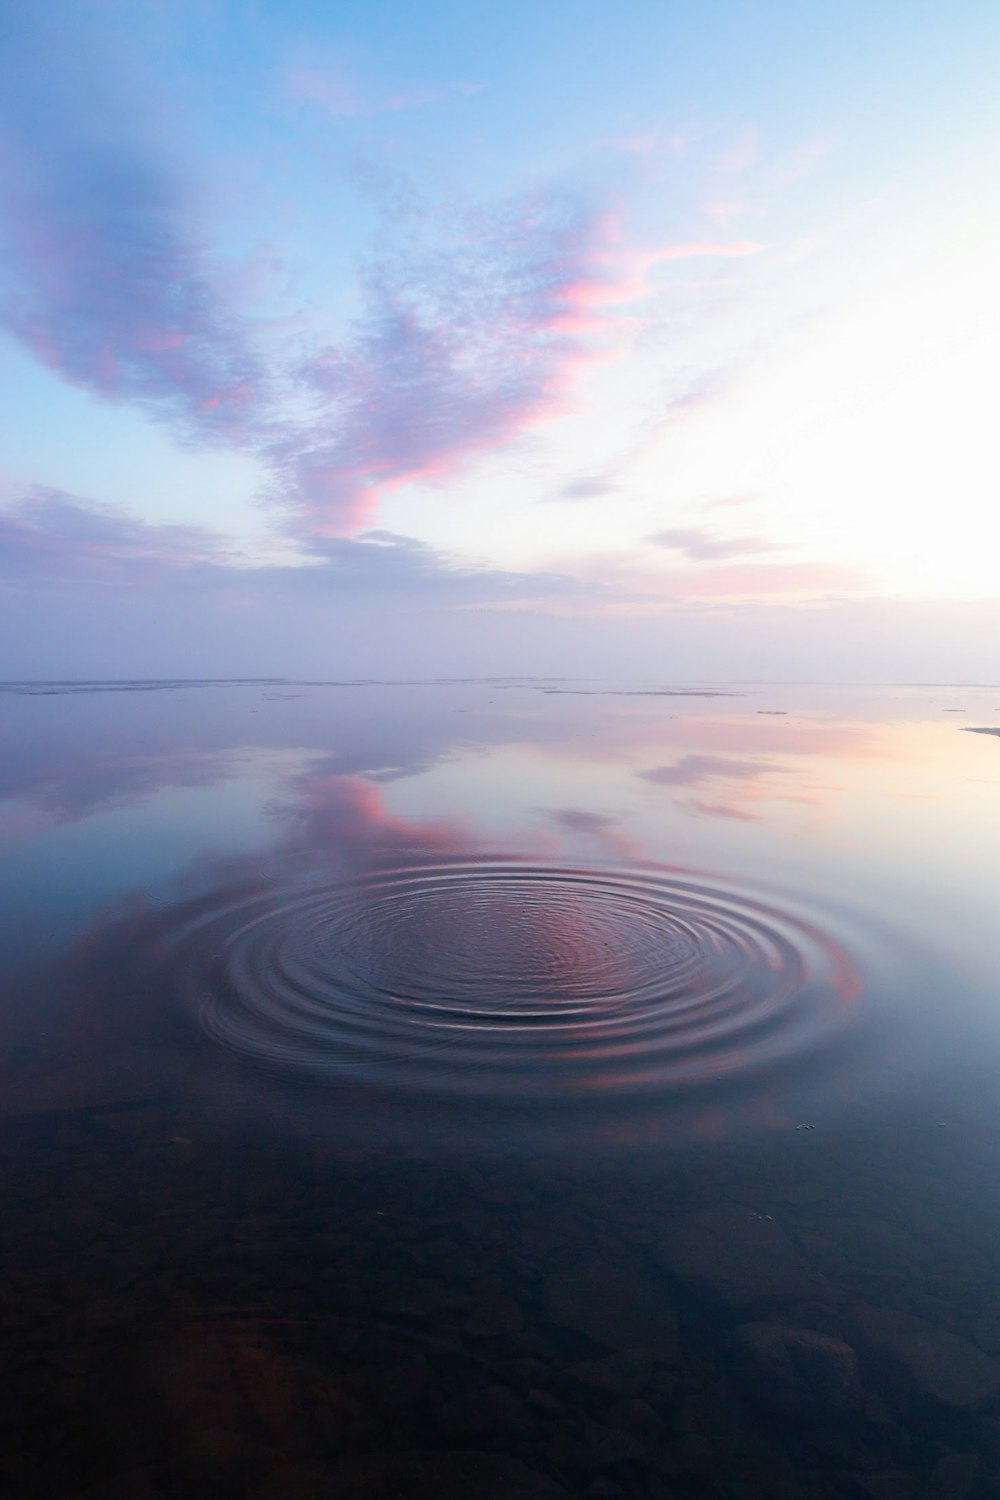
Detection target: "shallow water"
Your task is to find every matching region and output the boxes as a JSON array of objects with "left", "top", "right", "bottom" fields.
[{"left": 3, "top": 679, "right": 1000, "bottom": 1498}]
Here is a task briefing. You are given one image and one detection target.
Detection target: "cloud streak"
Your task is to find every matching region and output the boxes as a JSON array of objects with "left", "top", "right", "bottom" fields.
[
  {"left": 280, "top": 203, "right": 754, "bottom": 533},
  {"left": 0, "top": 489, "right": 235, "bottom": 585},
  {"left": 637, "top": 753, "right": 786, "bottom": 787},
  {"left": 0, "top": 16, "right": 773, "bottom": 543},
  {"left": 636, "top": 749, "right": 828, "bottom": 822},
  {"left": 646, "top": 526, "right": 783, "bottom": 561},
  {"left": 0, "top": 32, "right": 266, "bottom": 445},
  {"left": 0, "top": 488, "right": 584, "bottom": 607}
]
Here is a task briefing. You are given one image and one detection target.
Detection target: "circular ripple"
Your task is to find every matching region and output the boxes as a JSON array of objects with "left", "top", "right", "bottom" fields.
[{"left": 164, "top": 861, "right": 861, "bottom": 1098}]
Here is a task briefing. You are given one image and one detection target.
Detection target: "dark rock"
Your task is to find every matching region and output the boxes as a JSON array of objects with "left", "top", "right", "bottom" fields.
[
  {"left": 675, "top": 1432, "right": 715, "bottom": 1477},
  {"left": 549, "top": 1417, "right": 647, "bottom": 1468},
  {"left": 317, "top": 1451, "right": 569, "bottom": 1498},
  {"left": 919, "top": 1451, "right": 986, "bottom": 1500},
  {"left": 526, "top": 1388, "right": 565, "bottom": 1417},
  {"left": 514, "top": 1255, "right": 543, "bottom": 1282},
  {"left": 464, "top": 1292, "right": 525, "bottom": 1338},
  {"left": 543, "top": 1261, "right": 678, "bottom": 1356},
  {"left": 658, "top": 1205, "right": 818, "bottom": 1309},
  {"left": 850, "top": 1475, "right": 917, "bottom": 1500},
  {"left": 372, "top": 1352, "right": 428, "bottom": 1408},
  {"left": 570, "top": 1349, "right": 653, "bottom": 1397},
  {"left": 437, "top": 1384, "right": 534, "bottom": 1440},
  {"left": 734, "top": 1321, "right": 864, "bottom": 1421},
  {"left": 511, "top": 1356, "right": 554, "bottom": 1388},
  {"left": 971, "top": 1304, "right": 1000, "bottom": 1355},
  {"left": 854, "top": 1304, "right": 1000, "bottom": 1411},
  {"left": 514, "top": 1328, "right": 561, "bottom": 1360},
  {"left": 648, "top": 1368, "right": 680, "bottom": 1405},
  {"left": 804, "top": 1216, "right": 931, "bottom": 1286},
  {"left": 606, "top": 1397, "right": 663, "bottom": 1445},
  {"left": 520, "top": 1228, "right": 565, "bottom": 1257}
]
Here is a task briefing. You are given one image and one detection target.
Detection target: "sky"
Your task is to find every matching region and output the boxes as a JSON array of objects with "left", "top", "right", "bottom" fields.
[{"left": 1, "top": 0, "right": 999, "bottom": 680}]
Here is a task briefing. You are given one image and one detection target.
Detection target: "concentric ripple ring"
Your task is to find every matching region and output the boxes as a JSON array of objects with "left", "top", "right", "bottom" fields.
[{"left": 164, "top": 860, "right": 861, "bottom": 1097}]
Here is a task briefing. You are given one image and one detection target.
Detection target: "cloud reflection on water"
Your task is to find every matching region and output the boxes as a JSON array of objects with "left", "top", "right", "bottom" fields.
[{"left": 0, "top": 681, "right": 989, "bottom": 1152}]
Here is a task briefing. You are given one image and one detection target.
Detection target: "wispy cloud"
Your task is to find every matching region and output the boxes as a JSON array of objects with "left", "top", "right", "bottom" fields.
[
  {"left": 276, "top": 199, "right": 737, "bottom": 532},
  {"left": 637, "top": 753, "right": 785, "bottom": 787},
  {"left": 0, "top": 488, "right": 584, "bottom": 607},
  {"left": 545, "top": 805, "right": 641, "bottom": 860},
  {"left": 553, "top": 476, "right": 618, "bottom": 501},
  {"left": 0, "top": 489, "right": 234, "bottom": 584},
  {"left": 0, "top": 25, "right": 713, "bottom": 542},
  {"left": 636, "top": 749, "right": 827, "bottom": 822},
  {"left": 0, "top": 19, "right": 769, "bottom": 545},
  {"left": 0, "top": 41, "right": 266, "bottom": 445},
  {"left": 0, "top": 747, "right": 238, "bottom": 825},
  {"left": 646, "top": 525, "right": 783, "bottom": 561}
]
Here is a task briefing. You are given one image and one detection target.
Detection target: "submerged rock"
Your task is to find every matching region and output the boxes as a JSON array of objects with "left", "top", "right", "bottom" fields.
[
  {"left": 734, "top": 1321, "right": 863, "bottom": 1420},
  {"left": 569, "top": 1349, "right": 654, "bottom": 1397},
  {"left": 850, "top": 1474, "right": 918, "bottom": 1500},
  {"left": 657, "top": 1205, "right": 818, "bottom": 1309},
  {"left": 854, "top": 1304, "right": 1000, "bottom": 1411},
  {"left": 437, "top": 1385, "right": 534, "bottom": 1441},
  {"left": 464, "top": 1291, "right": 525, "bottom": 1338},
  {"left": 920, "top": 1451, "right": 987, "bottom": 1500},
  {"left": 543, "top": 1261, "right": 679, "bottom": 1356},
  {"left": 971, "top": 1303, "right": 1000, "bottom": 1355},
  {"left": 314, "top": 1451, "right": 570, "bottom": 1499}
]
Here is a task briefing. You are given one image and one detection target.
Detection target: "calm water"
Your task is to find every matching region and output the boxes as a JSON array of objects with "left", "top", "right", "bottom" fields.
[{"left": 3, "top": 679, "right": 1000, "bottom": 1498}]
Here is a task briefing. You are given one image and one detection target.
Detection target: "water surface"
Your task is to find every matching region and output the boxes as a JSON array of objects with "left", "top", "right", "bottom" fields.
[{"left": 3, "top": 680, "right": 1000, "bottom": 1497}]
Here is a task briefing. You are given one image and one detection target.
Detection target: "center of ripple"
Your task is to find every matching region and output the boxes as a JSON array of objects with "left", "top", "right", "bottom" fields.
[
  {"left": 170, "top": 860, "right": 861, "bottom": 1097},
  {"left": 340, "top": 875, "right": 701, "bottom": 1017}
]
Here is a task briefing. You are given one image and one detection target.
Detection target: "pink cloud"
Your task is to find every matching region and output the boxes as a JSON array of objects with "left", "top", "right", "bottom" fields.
[
  {"left": 0, "top": 114, "right": 266, "bottom": 445},
  {"left": 0, "top": 487, "right": 586, "bottom": 610},
  {"left": 0, "top": 28, "right": 772, "bottom": 546},
  {"left": 279, "top": 771, "right": 469, "bottom": 871},
  {"left": 548, "top": 231, "right": 765, "bottom": 333},
  {"left": 282, "top": 202, "right": 731, "bottom": 534}
]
